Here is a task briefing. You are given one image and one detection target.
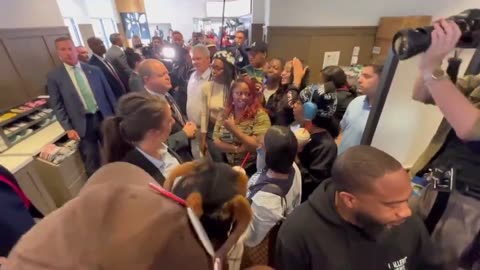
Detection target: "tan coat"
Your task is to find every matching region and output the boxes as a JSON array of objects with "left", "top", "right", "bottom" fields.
[
  {"left": 4, "top": 163, "right": 212, "bottom": 270},
  {"left": 409, "top": 74, "right": 480, "bottom": 218}
]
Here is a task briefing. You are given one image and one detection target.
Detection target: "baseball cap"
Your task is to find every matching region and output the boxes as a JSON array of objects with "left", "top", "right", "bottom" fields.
[{"left": 246, "top": 41, "right": 268, "bottom": 53}]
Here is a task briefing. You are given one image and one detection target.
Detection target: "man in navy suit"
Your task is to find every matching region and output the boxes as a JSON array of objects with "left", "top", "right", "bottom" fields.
[
  {"left": 87, "top": 37, "right": 126, "bottom": 99},
  {"left": 47, "top": 37, "right": 117, "bottom": 176}
]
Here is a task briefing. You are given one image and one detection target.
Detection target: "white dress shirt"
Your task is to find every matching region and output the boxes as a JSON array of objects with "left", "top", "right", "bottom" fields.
[
  {"left": 63, "top": 62, "right": 98, "bottom": 111},
  {"left": 187, "top": 68, "right": 211, "bottom": 126},
  {"left": 136, "top": 144, "right": 180, "bottom": 178}
]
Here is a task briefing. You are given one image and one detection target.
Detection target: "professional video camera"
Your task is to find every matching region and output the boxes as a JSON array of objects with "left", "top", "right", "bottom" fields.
[{"left": 392, "top": 9, "right": 480, "bottom": 60}]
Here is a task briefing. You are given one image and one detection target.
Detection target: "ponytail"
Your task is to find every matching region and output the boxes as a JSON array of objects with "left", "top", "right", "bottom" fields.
[{"left": 101, "top": 116, "right": 133, "bottom": 164}]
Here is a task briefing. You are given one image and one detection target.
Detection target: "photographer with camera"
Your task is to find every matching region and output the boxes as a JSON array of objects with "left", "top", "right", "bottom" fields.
[{"left": 410, "top": 19, "right": 480, "bottom": 268}]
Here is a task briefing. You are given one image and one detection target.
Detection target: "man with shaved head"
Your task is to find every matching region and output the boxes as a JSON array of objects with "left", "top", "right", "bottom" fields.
[
  {"left": 87, "top": 37, "right": 126, "bottom": 99},
  {"left": 275, "top": 145, "right": 445, "bottom": 270},
  {"left": 139, "top": 59, "right": 196, "bottom": 161}
]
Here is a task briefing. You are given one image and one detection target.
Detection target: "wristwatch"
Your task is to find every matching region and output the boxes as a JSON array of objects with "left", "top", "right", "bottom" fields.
[{"left": 423, "top": 67, "right": 449, "bottom": 84}]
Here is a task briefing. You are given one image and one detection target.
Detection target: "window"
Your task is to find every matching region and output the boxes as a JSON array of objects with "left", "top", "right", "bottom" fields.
[
  {"left": 63, "top": 17, "right": 83, "bottom": 46},
  {"left": 91, "top": 18, "right": 118, "bottom": 48}
]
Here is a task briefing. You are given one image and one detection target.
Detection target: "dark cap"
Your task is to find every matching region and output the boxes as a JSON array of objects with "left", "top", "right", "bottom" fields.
[{"left": 246, "top": 41, "right": 268, "bottom": 53}]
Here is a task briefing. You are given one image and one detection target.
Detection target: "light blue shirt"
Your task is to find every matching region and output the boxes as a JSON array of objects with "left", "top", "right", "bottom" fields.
[
  {"left": 338, "top": 95, "right": 371, "bottom": 154},
  {"left": 136, "top": 144, "right": 180, "bottom": 177}
]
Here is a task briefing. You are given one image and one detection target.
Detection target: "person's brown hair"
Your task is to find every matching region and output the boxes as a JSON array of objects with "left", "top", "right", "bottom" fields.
[
  {"left": 364, "top": 64, "right": 384, "bottom": 76},
  {"left": 332, "top": 145, "right": 403, "bottom": 193},
  {"left": 102, "top": 92, "right": 169, "bottom": 163},
  {"left": 54, "top": 36, "right": 73, "bottom": 47}
]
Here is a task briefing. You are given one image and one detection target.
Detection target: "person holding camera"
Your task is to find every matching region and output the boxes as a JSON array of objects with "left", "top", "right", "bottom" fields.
[{"left": 410, "top": 19, "right": 480, "bottom": 267}]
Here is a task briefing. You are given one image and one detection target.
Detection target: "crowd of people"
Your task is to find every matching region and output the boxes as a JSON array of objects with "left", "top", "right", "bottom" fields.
[{"left": 0, "top": 19, "right": 479, "bottom": 270}]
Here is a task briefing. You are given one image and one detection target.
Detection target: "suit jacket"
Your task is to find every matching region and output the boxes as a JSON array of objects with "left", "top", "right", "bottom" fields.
[
  {"left": 142, "top": 89, "right": 193, "bottom": 161},
  {"left": 105, "top": 45, "right": 132, "bottom": 91},
  {"left": 123, "top": 148, "right": 183, "bottom": 186},
  {"left": 129, "top": 72, "right": 145, "bottom": 92},
  {"left": 89, "top": 54, "right": 125, "bottom": 99},
  {"left": 47, "top": 63, "right": 117, "bottom": 137}
]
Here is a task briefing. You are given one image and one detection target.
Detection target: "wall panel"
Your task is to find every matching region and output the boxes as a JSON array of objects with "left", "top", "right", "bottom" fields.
[{"left": 0, "top": 27, "right": 69, "bottom": 111}]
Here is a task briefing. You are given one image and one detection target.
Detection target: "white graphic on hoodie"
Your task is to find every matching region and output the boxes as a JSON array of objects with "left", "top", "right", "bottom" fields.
[{"left": 387, "top": 256, "right": 408, "bottom": 270}]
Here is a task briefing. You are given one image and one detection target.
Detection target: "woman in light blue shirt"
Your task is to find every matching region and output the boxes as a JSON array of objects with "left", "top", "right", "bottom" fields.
[{"left": 102, "top": 92, "right": 182, "bottom": 186}]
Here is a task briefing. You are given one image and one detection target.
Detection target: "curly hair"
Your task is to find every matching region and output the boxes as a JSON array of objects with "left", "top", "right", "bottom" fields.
[{"left": 224, "top": 77, "right": 263, "bottom": 122}]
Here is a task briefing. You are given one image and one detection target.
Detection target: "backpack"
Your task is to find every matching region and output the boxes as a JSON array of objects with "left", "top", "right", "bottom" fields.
[{"left": 241, "top": 168, "right": 295, "bottom": 268}]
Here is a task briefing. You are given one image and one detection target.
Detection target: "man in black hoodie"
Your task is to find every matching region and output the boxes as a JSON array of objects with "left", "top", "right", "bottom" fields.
[{"left": 275, "top": 145, "right": 445, "bottom": 270}]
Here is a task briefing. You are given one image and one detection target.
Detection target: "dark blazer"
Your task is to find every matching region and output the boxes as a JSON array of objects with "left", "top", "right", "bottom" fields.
[
  {"left": 47, "top": 63, "right": 117, "bottom": 137},
  {"left": 0, "top": 165, "right": 41, "bottom": 256},
  {"left": 129, "top": 72, "right": 145, "bottom": 92},
  {"left": 105, "top": 45, "right": 132, "bottom": 91},
  {"left": 143, "top": 89, "right": 193, "bottom": 162},
  {"left": 89, "top": 54, "right": 125, "bottom": 99},
  {"left": 123, "top": 148, "right": 183, "bottom": 186}
]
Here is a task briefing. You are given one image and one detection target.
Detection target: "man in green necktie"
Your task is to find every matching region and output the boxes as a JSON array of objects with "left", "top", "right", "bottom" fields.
[{"left": 47, "top": 37, "right": 117, "bottom": 177}]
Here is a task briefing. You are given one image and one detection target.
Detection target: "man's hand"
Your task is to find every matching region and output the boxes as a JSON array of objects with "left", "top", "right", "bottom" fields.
[
  {"left": 292, "top": 57, "right": 308, "bottom": 88},
  {"left": 182, "top": 122, "right": 197, "bottom": 139},
  {"left": 67, "top": 130, "right": 81, "bottom": 141},
  {"left": 420, "top": 19, "right": 462, "bottom": 73}
]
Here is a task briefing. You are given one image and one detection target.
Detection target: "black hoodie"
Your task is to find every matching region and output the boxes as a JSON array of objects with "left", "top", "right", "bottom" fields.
[{"left": 275, "top": 179, "right": 445, "bottom": 270}]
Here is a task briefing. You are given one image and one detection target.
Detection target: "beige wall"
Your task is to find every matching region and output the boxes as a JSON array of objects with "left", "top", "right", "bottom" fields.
[{"left": 0, "top": 0, "right": 64, "bottom": 28}]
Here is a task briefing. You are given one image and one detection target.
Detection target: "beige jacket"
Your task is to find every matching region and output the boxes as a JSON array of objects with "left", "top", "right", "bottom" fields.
[{"left": 409, "top": 74, "right": 480, "bottom": 218}]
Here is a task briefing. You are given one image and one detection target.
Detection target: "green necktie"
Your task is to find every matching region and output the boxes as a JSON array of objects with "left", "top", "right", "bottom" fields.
[{"left": 73, "top": 66, "right": 97, "bottom": 113}]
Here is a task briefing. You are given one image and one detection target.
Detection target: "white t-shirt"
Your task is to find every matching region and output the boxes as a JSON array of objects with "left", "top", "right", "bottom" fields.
[{"left": 244, "top": 163, "right": 302, "bottom": 247}]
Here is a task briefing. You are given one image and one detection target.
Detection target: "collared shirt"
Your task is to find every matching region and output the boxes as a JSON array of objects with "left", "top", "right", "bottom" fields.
[
  {"left": 338, "top": 95, "right": 371, "bottom": 154},
  {"left": 145, "top": 87, "right": 161, "bottom": 97},
  {"left": 114, "top": 44, "right": 124, "bottom": 52},
  {"left": 145, "top": 87, "right": 186, "bottom": 125},
  {"left": 187, "top": 68, "right": 211, "bottom": 125},
  {"left": 63, "top": 62, "right": 98, "bottom": 111},
  {"left": 136, "top": 144, "right": 180, "bottom": 178}
]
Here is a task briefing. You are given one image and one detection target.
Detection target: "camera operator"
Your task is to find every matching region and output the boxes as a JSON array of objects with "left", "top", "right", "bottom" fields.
[{"left": 410, "top": 19, "right": 480, "bottom": 267}]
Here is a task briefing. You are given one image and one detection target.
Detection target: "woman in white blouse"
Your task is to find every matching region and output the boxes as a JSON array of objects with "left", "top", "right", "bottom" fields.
[{"left": 200, "top": 50, "right": 236, "bottom": 161}]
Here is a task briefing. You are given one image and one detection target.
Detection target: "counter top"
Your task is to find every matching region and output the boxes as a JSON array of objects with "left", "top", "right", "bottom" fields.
[
  {"left": 0, "top": 121, "right": 65, "bottom": 173},
  {"left": 0, "top": 155, "right": 33, "bottom": 174}
]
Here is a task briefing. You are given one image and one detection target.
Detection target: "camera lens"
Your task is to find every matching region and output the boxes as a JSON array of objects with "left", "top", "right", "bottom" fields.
[{"left": 392, "top": 27, "right": 432, "bottom": 60}]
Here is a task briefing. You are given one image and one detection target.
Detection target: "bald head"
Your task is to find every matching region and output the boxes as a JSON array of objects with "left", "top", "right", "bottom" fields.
[
  {"left": 332, "top": 145, "right": 403, "bottom": 194},
  {"left": 87, "top": 37, "right": 106, "bottom": 56},
  {"left": 138, "top": 59, "right": 172, "bottom": 94}
]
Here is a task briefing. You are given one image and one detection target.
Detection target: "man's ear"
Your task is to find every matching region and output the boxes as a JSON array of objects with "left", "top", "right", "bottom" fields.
[{"left": 338, "top": 191, "right": 357, "bottom": 209}]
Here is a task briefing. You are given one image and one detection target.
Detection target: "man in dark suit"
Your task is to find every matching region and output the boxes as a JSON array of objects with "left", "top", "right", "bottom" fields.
[
  {"left": 47, "top": 37, "right": 117, "bottom": 177},
  {"left": 138, "top": 59, "right": 196, "bottom": 161},
  {"left": 105, "top": 33, "right": 132, "bottom": 91},
  {"left": 87, "top": 37, "right": 126, "bottom": 99}
]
